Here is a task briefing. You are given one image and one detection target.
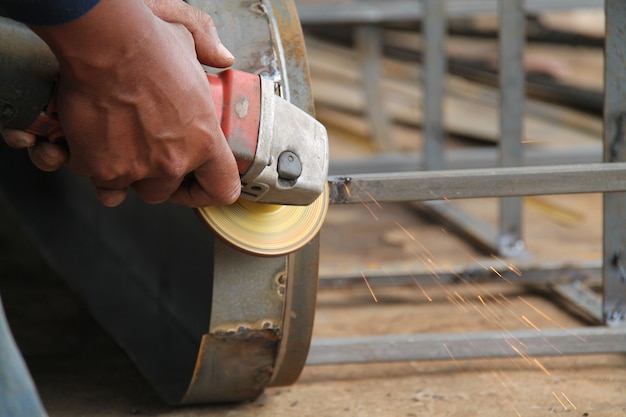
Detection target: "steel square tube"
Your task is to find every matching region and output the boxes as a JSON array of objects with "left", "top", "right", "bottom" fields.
[
  {"left": 307, "top": 327, "right": 626, "bottom": 365},
  {"left": 328, "top": 163, "right": 626, "bottom": 204},
  {"left": 498, "top": 0, "right": 525, "bottom": 256},
  {"left": 603, "top": 0, "right": 626, "bottom": 327},
  {"left": 329, "top": 145, "right": 602, "bottom": 176},
  {"left": 297, "top": 0, "right": 603, "bottom": 25},
  {"left": 422, "top": 0, "right": 446, "bottom": 170}
]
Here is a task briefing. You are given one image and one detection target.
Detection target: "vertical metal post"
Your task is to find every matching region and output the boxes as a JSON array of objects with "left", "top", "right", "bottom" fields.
[
  {"left": 423, "top": 0, "right": 446, "bottom": 170},
  {"left": 603, "top": 0, "right": 626, "bottom": 327},
  {"left": 497, "top": 0, "right": 526, "bottom": 256},
  {"left": 355, "top": 24, "right": 393, "bottom": 151}
]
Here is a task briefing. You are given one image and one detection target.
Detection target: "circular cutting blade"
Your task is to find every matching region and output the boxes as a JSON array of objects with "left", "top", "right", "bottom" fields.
[{"left": 196, "top": 184, "right": 329, "bottom": 257}]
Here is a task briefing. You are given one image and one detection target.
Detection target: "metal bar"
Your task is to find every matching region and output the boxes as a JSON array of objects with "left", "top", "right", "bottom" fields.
[
  {"left": 354, "top": 24, "right": 393, "bottom": 151},
  {"left": 551, "top": 282, "right": 603, "bottom": 324},
  {"left": 328, "top": 162, "right": 626, "bottom": 204},
  {"left": 297, "top": 0, "right": 603, "bottom": 25},
  {"left": 416, "top": 200, "right": 499, "bottom": 254},
  {"left": 603, "top": 0, "right": 626, "bottom": 327},
  {"left": 319, "top": 258, "right": 600, "bottom": 288},
  {"left": 329, "top": 144, "right": 602, "bottom": 176},
  {"left": 422, "top": 0, "right": 446, "bottom": 170},
  {"left": 306, "top": 327, "right": 626, "bottom": 365},
  {"left": 498, "top": 0, "right": 525, "bottom": 257}
]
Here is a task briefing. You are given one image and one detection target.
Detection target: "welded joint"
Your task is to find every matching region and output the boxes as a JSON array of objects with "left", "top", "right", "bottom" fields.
[
  {"left": 604, "top": 253, "right": 626, "bottom": 326},
  {"left": 605, "top": 310, "right": 625, "bottom": 326},
  {"left": 497, "top": 233, "right": 527, "bottom": 258}
]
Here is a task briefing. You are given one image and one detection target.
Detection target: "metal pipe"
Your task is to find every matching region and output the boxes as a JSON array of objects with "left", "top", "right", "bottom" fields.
[
  {"left": 329, "top": 144, "right": 602, "bottom": 176},
  {"left": 422, "top": 0, "right": 446, "bottom": 170},
  {"left": 328, "top": 162, "right": 626, "bottom": 204},
  {"left": 497, "top": 0, "right": 525, "bottom": 256},
  {"left": 307, "top": 327, "right": 626, "bottom": 365},
  {"left": 602, "top": 0, "right": 626, "bottom": 328},
  {"left": 297, "top": 0, "right": 603, "bottom": 25}
]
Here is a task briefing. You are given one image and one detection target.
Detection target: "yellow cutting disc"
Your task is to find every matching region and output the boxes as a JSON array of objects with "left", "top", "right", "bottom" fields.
[{"left": 196, "top": 183, "right": 329, "bottom": 257}]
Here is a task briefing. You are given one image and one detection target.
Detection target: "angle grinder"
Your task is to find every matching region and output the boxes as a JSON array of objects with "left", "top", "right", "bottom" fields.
[{"left": 3, "top": 67, "right": 329, "bottom": 256}]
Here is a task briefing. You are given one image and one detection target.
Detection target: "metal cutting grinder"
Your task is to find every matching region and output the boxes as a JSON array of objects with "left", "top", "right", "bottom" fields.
[
  {"left": 10, "top": 45, "right": 330, "bottom": 258},
  {"left": 0, "top": 0, "right": 325, "bottom": 404}
]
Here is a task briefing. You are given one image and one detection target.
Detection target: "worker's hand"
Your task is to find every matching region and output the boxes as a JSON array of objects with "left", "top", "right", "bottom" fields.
[
  {"left": 2, "top": 0, "right": 236, "bottom": 184},
  {"left": 23, "top": 0, "right": 241, "bottom": 208},
  {"left": 1, "top": 128, "right": 67, "bottom": 172}
]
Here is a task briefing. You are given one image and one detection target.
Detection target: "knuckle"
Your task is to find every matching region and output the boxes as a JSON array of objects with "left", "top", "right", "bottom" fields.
[
  {"left": 91, "top": 164, "right": 140, "bottom": 187},
  {"left": 154, "top": 153, "right": 188, "bottom": 179}
]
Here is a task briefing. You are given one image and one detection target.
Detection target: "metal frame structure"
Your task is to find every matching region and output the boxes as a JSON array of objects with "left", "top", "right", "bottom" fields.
[{"left": 303, "top": 0, "right": 626, "bottom": 365}]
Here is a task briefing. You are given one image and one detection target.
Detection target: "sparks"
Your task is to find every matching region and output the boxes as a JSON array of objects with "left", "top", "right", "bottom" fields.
[
  {"left": 521, "top": 315, "right": 541, "bottom": 332},
  {"left": 490, "top": 266, "right": 513, "bottom": 284},
  {"left": 394, "top": 221, "right": 416, "bottom": 241},
  {"left": 490, "top": 253, "right": 523, "bottom": 277},
  {"left": 362, "top": 189, "right": 383, "bottom": 210},
  {"left": 443, "top": 344, "right": 463, "bottom": 372},
  {"left": 533, "top": 358, "right": 551, "bottom": 376},
  {"left": 411, "top": 275, "right": 433, "bottom": 302},
  {"left": 359, "top": 200, "right": 379, "bottom": 221},
  {"left": 561, "top": 392, "right": 577, "bottom": 410},
  {"left": 552, "top": 392, "right": 569, "bottom": 410},
  {"left": 360, "top": 272, "right": 378, "bottom": 303},
  {"left": 518, "top": 296, "right": 586, "bottom": 342}
]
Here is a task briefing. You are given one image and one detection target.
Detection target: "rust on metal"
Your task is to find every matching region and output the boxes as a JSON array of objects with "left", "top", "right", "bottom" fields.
[{"left": 183, "top": 329, "right": 280, "bottom": 404}]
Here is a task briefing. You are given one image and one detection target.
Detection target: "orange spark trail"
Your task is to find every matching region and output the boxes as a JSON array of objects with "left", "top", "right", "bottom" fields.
[
  {"left": 411, "top": 276, "right": 433, "bottom": 302},
  {"left": 552, "top": 392, "right": 568, "bottom": 410},
  {"left": 561, "top": 392, "right": 577, "bottom": 410},
  {"left": 521, "top": 315, "right": 541, "bottom": 332},
  {"left": 508, "top": 264, "right": 522, "bottom": 276},
  {"left": 492, "top": 371, "right": 515, "bottom": 400},
  {"left": 505, "top": 339, "right": 533, "bottom": 366},
  {"left": 447, "top": 295, "right": 468, "bottom": 312},
  {"left": 460, "top": 248, "right": 490, "bottom": 271},
  {"left": 362, "top": 189, "right": 383, "bottom": 210},
  {"left": 490, "top": 253, "right": 523, "bottom": 276},
  {"left": 360, "top": 272, "right": 378, "bottom": 303},
  {"left": 533, "top": 358, "right": 551, "bottom": 376},
  {"left": 490, "top": 265, "right": 513, "bottom": 284},
  {"left": 394, "top": 221, "right": 416, "bottom": 241},
  {"left": 443, "top": 344, "right": 463, "bottom": 372},
  {"left": 360, "top": 201, "right": 379, "bottom": 220},
  {"left": 517, "top": 296, "right": 586, "bottom": 342},
  {"left": 454, "top": 291, "right": 467, "bottom": 304}
]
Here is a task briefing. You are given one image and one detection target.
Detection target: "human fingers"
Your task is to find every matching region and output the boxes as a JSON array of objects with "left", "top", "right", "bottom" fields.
[
  {"left": 1, "top": 128, "right": 37, "bottom": 149},
  {"left": 129, "top": 175, "right": 185, "bottom": 205},
  {"left": 26, "top": 140, "right": 69, "bottom": 172},
  {"left": 169, "top": 150, "right": 241, "bottom": 207},
  {"left": 92, "top": 186, "right": 128, "bottom": 208},
  {"left": 143, "top": 0, "right": 235, "bottom": 67}
]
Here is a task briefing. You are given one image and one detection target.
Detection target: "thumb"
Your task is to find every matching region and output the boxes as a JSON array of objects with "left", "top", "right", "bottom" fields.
[{"left": 143, "top": 0, "right": 235, "bottom": 68}]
